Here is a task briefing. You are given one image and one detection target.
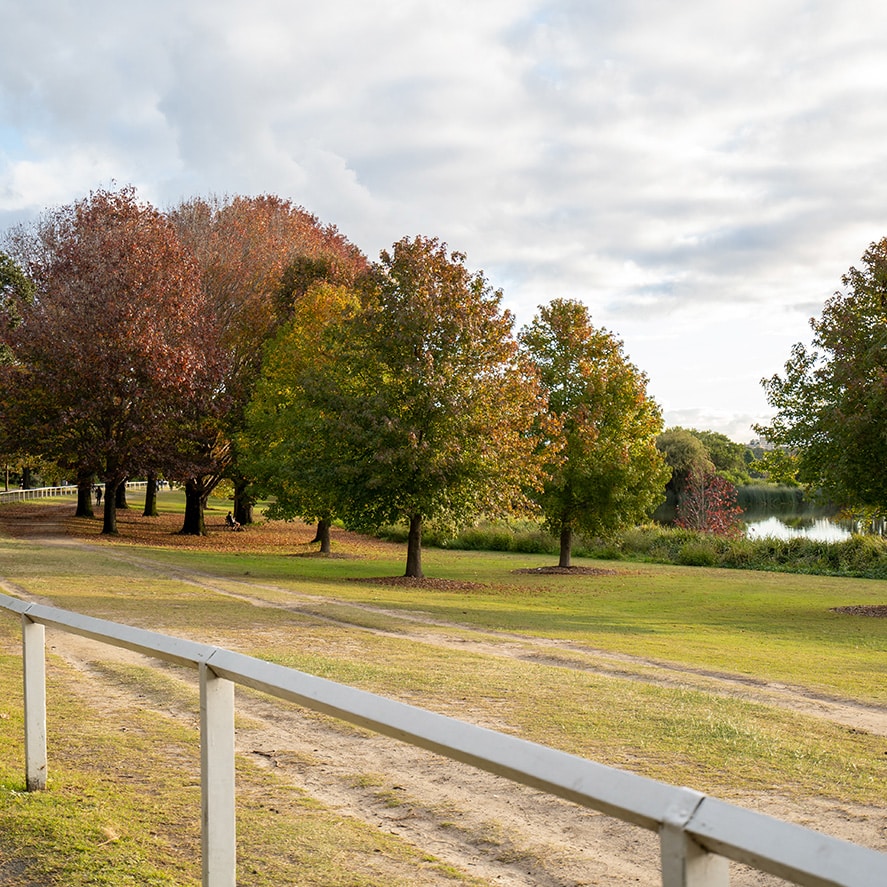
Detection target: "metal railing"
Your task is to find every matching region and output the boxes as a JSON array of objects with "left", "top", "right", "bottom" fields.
[
  {"left": 0, "top": 481, "right": 149, "bottom": 504},
  {"left": 1, "top": 592, "right": 884, "bottom": 887}
]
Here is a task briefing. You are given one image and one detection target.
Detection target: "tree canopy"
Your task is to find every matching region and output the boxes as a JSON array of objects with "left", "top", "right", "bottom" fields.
[
  {"left": 0, "top": 187, "right": 223, "bottom": 533},
  {"left": 758, "top": 238, "right": 887, "bottom": 512},
  {"left": 168, "top": 194, "right": 368, "bottom": 531},
  {"left": 520, "top": 298, "right": 669, "bottom": 567},
  {"left": 250, "top": 235, "right": 546, "bottom": 577},
  {"left": 239, "top": 281, "right": 362, "bottom": 552}
]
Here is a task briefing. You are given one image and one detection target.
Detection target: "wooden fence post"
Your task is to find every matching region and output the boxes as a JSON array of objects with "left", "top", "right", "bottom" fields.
[
  {"left": 660, "top": 792, "right": 730, "bottom": 887},
  {"left": 199, "top": 661, "right": 236, "bottom": 887},
  {"left": 22, "top": 616, "right": 47, "bottom": 791}
]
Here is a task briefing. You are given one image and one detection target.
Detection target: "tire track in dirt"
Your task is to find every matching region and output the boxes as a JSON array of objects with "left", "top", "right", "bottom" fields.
[{"left": 40, "top": 536, "right": 887, "bottom": 740}]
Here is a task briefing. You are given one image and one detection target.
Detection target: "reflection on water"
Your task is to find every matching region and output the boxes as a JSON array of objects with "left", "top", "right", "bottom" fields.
[{"left": 744, "top": 516, "right": 851, "bottom": 542}]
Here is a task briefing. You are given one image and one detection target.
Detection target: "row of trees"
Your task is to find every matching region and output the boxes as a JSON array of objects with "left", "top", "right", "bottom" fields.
[
  {"left": 0, "top": 188, "right": 367, "bottom": 534},
  {"left": 0, "top": 188, "right": 671, "bottom": 575}
]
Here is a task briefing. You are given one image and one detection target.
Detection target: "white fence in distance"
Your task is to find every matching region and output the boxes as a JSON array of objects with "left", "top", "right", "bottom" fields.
[
  {"left": 1, "top": 594, "right": 885, "bottom": 887},
  {"left": 0, "top": 481, "right": 149, "bottom": 504}
]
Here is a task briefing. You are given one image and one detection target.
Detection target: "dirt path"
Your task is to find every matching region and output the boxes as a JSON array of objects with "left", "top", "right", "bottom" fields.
[{"left": 2, "top": 505, "right": 886, "bottom": 885}]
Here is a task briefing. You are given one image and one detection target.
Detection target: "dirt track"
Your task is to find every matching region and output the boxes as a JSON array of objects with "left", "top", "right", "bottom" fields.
[{"left": 2, "top": 503, "right": 886, "bottom": 885}]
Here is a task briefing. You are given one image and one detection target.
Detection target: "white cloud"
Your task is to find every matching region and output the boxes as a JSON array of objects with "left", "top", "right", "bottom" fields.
[{"left": 2, "top": 0, "right": 887, "bottom": 440}]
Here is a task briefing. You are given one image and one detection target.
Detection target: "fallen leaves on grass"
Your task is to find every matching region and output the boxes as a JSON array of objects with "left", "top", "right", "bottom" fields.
[
  {"left": 512, "top": 566, "right": 618, "bottom": 576},
  {"left": 349, "top": 576, "right": 488, "bottom": 591},
  {"left": 830, "top": 605, "right": 887, "bottom": 618}
]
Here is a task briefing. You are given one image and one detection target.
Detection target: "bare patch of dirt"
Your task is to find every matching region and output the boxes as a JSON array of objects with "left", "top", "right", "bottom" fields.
[{"left": 831, "top": 604, "right": 887, "bottom": 618}]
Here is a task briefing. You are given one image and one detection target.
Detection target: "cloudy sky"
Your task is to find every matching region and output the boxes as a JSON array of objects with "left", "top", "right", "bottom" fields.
[{"left": 2, "top": 1, "right": 885, "bottom": 441}]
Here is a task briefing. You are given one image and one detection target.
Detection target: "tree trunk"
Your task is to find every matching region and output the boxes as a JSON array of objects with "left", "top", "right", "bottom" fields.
[
  {"left": 405, "top": 513, "right": 424, "bottom": 578},
  {"left": 115, "top": 481, "right": 129, "bottom": 509},
  {"left": 233, "top": 476, "right": 254, "bottom": 525},
  {"left": 101, "top": 480, "right": 118, "bottom": 535},
  {"left": 21, "top": 466, "right": 32, "bottom": 489},
  {"left": 75, "top": 470, "right": 94, "bottom": 518},
  {"left": 312, "top": 518, "right": 331, "bottom": 554},
  {"left": 143, "top": 472, "right": 158, "bottom": 517},
  {"left": 558, "top": 524, "right": 573, "bottom": 569},
  {"left": 180, "top": 478, "right": 208, "bottom": 536}
]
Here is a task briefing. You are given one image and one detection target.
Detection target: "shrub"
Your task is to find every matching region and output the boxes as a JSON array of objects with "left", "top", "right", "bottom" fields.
[{"left": 677, "top": 540, "right": 719, "bottom": 567}]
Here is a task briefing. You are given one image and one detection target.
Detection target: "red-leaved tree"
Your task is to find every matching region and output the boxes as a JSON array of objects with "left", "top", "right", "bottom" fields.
[
  {"left": 675, "top": 471, "right": 743, "bottom": 537},
  {"left": 1, "top": 187, "right": 223, "bottom": 534}
]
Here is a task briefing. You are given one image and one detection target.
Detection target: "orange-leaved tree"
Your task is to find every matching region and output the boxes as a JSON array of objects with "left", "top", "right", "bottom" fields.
[{"left": 168, "top": 195, "right": 368, "bottom": 533}]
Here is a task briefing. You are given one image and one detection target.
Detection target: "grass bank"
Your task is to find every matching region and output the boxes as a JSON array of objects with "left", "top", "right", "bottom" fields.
[{"left": 380, "top": 518, "right": 887, "bottom": 579}]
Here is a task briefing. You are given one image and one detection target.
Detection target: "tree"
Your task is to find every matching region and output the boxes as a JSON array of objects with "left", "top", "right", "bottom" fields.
[
  {"left": 239, "top": 281, "right": 362, "bottom": 553},
  {"left": 0, "top": 187, "right": 220, "bottom": 534},
  {"left": 757, "top": 239, "right": 887, "bottom": 512},
  {"left": 287, "top": 236, "right": 545, "bottom": 578},
  {"left": 675, "top": 471, "right": 743, "bottom": 536},
  {"left": 168, "top": 195, "right": 368, "bottom": 532},
  {"left": 0, "top": 251, "right": 34, "bottom": 363},
  {"left": 749, "top": 447, "right": 800, "bottom": 486},
  {"left": 690, "top": 429, "right": 752, "bottom": 485},
  {"left": 656, "top": 428, "right": 714, "bottom": 504},
  {"left": 520, "top": 298, "right": 669, "bottom": 567}
]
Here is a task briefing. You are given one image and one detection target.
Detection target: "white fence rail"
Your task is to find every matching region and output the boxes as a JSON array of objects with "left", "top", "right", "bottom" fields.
[
  {"left": 1, "top": 592, "right": 884, "bottom": 887},
  {"left": 0, "top": 481, "right": 149, "bottom": 504}
]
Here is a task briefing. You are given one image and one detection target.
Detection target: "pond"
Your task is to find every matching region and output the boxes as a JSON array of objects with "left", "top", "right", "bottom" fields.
[{"left": 743, "top": 515, "right": 852, "bottom": 542}]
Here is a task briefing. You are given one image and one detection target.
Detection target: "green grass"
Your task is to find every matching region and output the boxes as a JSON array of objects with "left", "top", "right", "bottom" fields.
[
  {"left": 1, "top": 501, "right": 886, "bottom": 882},
  {"left": 0, "top": 623, "right": 478, "bottom": 886},
  {"left": 111, "top": 541, "right": 887, "bottom": 704}
]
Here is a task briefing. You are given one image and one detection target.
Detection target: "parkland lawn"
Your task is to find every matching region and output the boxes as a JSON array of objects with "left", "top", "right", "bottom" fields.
[{"left": 0, "top": 493, "right": 885, "bottom": 884}]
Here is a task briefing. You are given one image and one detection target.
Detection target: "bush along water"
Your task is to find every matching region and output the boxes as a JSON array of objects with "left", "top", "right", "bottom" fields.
[{"left": 377, "top": 520, "right": 887, "bottom": 579}]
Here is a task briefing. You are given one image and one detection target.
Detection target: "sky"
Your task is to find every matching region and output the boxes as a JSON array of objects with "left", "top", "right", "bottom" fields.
[{"left": 2, "top": 1, "right": 886, "bottom": 442}]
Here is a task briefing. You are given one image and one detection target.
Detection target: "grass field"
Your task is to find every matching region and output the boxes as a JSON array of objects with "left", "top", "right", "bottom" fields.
[{"left": 1, "top": 491, "right": 886, "bottom": 884}]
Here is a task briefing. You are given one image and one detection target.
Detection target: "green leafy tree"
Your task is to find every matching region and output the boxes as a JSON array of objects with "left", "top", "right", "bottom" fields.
[
  {"left": 757, "top": 239, "right": 887, "bottom": 512},
  {"left": 240, "top": 282, "right": 362, "bottom": 553},
  {"left": 690, "top": 429, "right": 752, "bottom": 485},
  {"left": 283, "top": 236, "right": 545, "bottom": 578},
  {"left": 749, "top": 448, "right": 800, "bottom": 486},
  {"left": 656, "top": 428, "right": 714, "bottom": 504},
  {"left": 521, "top": 298, "right": 669, "bottom": 567},
  {"left": 0, "top": 252, "right": 44, "bottom": 499},
  {"left": 0, "top": 251, "right": 35, "bottom": 362}
]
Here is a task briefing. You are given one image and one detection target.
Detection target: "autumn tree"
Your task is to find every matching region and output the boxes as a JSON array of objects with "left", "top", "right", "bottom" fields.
[
  {"left": 0, "top": 187, "right": 221, "bottom": 534},
  {"left": 286, "top": 236, "right": 545, "bottom": 578},
  {"left": 520, "top": 298, "right": 669, "bottom": 567},
  {"left": 758, "top": 239, "right": 887, "bottom": 512},
  {"left": 675, "top": 471, "right": 743, "bottom": 536},
  {"left": 168, "top": 195, "right": 367, "bottom": 533}
]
